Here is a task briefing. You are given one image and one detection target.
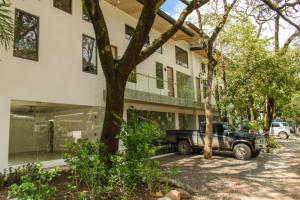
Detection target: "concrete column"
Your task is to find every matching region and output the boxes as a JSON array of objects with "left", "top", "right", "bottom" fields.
[
  {"left": 0, "top": 98, "right": 10, "bottom": 171},
  {"left": 175, "top": 112, "right": 180, "bottom": 129}
]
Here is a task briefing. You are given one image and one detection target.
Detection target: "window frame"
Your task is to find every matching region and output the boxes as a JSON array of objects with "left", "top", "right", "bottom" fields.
[
  {"left": 125, "top": 24, "right": 135, "bottom": 40},
  {"left": 175, "top": 46, "right": 189, "bottom": 68},
  {"left": 196, "top": 77, "right": 201, "bottom": 102},
  {"left": 82, "top": 34, "right": 98, "bottom": 75},
  {"left": 53, "top": 0, "right": 72, "bottom": 14},
  {"left": 13, "top": 9, "right": 40, "bottom": 62}
]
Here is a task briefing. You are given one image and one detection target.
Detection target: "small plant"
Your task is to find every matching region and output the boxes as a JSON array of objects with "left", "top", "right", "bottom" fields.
[
  {"left": 264, "top": 136, "right": 280, "bottom": 153},
  {"left": 0, "top": 163, "right": 40, "bottom": 187},
  {"left": 162, "top": 167, "right": 182, "bottom": 193},
  {"left": 8, "top": 163, "right": 60, "bottom": 200}
]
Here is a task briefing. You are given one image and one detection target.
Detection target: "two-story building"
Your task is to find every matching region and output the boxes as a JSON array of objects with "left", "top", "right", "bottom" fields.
[{"left": 0, "top": 0, "right": 223, "bottom": 171}]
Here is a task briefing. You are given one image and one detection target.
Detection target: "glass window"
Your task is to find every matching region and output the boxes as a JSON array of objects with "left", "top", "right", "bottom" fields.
[
  {"left": 202, "top": 80, "right": 207, "bottom": 98},
  {"left": 8, "top": 100, "right": 105, "bottom": 165},
  {"left": 128, "top": 67, "right": 137, "bottom": 83},
  {"left": 272, "top": 123, "right": 280, "bottom": 128},
  {"left": 156, "top": 62, "right": 164, "bottom": 89},
  {"left": 13, "top": 9, "right": 39, "bottom": 61},
  {"left": 53, "top": 0, "right": 72, "bottom": 14},
  {"left": 125, "top": 24, "right": 135, "bottom": 40},
  {"left": 156, "top": 46, "right": 163, "bottom": 54},
  {"left": 111, "top": 45, "right": 118, "bottom": 59},
  {"left": 82, "top": 1, "right": 91, "bottom": 22},
  {"left": 82, "top": 35, "right": 97, "bottom": 75},
  {"left": 144, "top": 36, "right": 150, "bottom": 47},
  {"left": 196, "top": 77, "right": 201, "bottom": 102},
  {"left": 201, "top": 63, "right": 206, "bottom": 73},
  {"left": 175, "top": 46, "right": 188, "bottom": 68},
  {"left": 179, "top": 114, "right": 196, "bottom": 130}
]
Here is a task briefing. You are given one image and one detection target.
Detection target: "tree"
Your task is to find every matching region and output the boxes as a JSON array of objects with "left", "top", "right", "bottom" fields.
[
  {"left": 0, "top": 0, "right": 13, "bottom": 49},
  {"left": 83, "top": 0, "right": 208, "bottom": 157},
  {"left": 191, "top": 0, "right": 238, "bottom": 159}
]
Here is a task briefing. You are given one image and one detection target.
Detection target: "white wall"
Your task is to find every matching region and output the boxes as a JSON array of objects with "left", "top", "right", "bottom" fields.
[{"left": 0, "top": 0, "right": 212, "bottom": 170}]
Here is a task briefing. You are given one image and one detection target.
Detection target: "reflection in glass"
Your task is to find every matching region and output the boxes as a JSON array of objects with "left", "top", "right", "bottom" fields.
[
  {"left": 53, "top": 0, "right": 72, "bottom": 14},
  {"left": 13, "top": 9, "right": 39, "bottom": 61},
  {"left": 8, "top": 100, "right": 104, "bottom": 165},
  {"left": 82, "top": 35, "right": 97, "bottom": 74}
]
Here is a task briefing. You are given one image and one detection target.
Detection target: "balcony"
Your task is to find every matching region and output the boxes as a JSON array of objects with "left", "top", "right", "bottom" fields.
[{"left": 124, "top": 72, "right": 205, "bottom": 109}]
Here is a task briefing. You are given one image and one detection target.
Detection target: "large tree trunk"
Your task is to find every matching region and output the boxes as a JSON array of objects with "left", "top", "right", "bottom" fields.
[
  {"left": 101, "top": 78, "right": 127, "bottom": 155},
  {"left": 264, "top": 96, "right": 275, "bottom": 130},
  {"left": 204, "top": 60, "right": 215, "bottom": 159}
]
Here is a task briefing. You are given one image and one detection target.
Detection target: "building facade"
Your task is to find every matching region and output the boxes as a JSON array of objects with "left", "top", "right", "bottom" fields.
[{"left": 0, "top": 0, "right": 223, "bottom": 171}]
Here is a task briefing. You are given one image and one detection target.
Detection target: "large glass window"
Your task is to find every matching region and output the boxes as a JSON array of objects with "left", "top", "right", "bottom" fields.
[
  {"left": 9, "top": 100, "right": 105, "bottom": 165},
  {"left": 13, "top": 9, "right": 39, "bottom": 61},
  {"left": 175, "top": 46, "right": 188, "bottom": 68},
  {"left": 202, "top": 80, "right": 207, "bottom": 98},
  {"left": 53, "top": 0, "right": 72, "bottom": 14},
  {"left": 82, "top": 34, "right": 97, "bottom": 74},
  {"left": 179, "top": 114, "right": 196, "bottom": 130},
  {"left": 176, "top": 71, "right": 193, "bottom": 99},
  {"left": 127, "top": 109, "right": 175, "bottom": 132},
  {"left": 156, "top": 62, "right": 164, "bottom": 89}
]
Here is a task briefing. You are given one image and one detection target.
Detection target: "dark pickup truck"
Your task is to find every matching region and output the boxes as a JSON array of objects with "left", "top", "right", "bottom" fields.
[{"left": 166, "top": 122, "right": 265, "bottom": 160}]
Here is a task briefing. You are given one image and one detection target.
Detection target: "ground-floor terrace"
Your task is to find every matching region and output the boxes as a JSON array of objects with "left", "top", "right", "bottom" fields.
[{"left": 0, "top": 98, "right": 219, "bottom": 171}]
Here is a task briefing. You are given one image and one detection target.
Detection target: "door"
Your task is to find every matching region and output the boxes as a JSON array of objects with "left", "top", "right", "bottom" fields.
[
  {"left": 167, "top": 66, "right": 174, "bottom": 97},
  {"left": 271, "top": 122, "right": 280, "bottom": 136}
]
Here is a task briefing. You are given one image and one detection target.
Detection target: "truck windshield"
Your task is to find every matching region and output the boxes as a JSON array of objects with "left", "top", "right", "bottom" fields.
[{"left": 282, "top": 122, "right": 289, "bottom": 127}]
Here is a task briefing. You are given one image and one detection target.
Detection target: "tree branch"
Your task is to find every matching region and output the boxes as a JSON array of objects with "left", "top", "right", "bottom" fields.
[
  {"left": 260, "top": 0, "right": 300, "bottom": 31},
  {"left": 137, "top": 0, "right": 209, "bottom": 64},
  {"left": 281, "top": 30, "right": 300, "bottom": 53}
]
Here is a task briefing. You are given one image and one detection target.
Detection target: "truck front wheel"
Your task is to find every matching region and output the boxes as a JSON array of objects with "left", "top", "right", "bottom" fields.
[
  {"left": 233, "top": 144, "right": 251, "bottom": 160},
  {"left": 177, "top": 140, "right": 192, "bottom": 155}
]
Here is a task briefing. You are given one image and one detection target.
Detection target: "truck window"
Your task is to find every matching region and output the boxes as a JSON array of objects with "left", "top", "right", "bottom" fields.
[
  {"left": 272, "top": 123, "right": 280, "bottom": 127},
  {"left": 214, "top": 124, "right": 225, "bottom": 135}
]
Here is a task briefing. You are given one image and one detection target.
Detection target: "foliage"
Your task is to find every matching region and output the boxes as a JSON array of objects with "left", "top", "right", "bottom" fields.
[
  {"left": 0, "top": 0, "right": 13, "bottom": 49},
  {"left": 249, "top": 120, "right": 264, "bottom": 131},
  {"left": 63, "top": 119, "right": 162, "bottom": 200},
  {"left": 64, "top": 140, "right": 109, "bottom": 200},
  {"left": 8, "top": 163, "right": 60, "bottom": 200},
  {"left": 264, "top": 136, "right": 280, "bottom": 153},
  {"left": 0, "top": 163, "right": 41, "bottom": 187},
  {"left": 220, "top": 18, "right": 298, "bottom": 122}
]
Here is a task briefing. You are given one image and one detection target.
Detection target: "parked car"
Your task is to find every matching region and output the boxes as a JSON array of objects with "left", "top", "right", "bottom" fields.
[
  {"left": 269, "top": 121, "right": 291, "bottom": 139},
  {"left": 166, "top": 122, "right": 265, "bottom": 160}
]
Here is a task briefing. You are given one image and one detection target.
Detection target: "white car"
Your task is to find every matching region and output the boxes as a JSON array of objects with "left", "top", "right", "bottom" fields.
[{"left": 270, "top": 122, "right": 291, "bottom": 139}]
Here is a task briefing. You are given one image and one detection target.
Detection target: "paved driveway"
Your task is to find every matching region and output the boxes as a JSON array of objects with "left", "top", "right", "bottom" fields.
[{"left": 160, "top": 137, "right": 300, "bottom": 200}]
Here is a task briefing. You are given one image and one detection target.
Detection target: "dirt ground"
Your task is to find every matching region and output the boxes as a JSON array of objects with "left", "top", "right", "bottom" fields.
[{"left": 160, "top": 137, "right": 300, "bottom": 200}]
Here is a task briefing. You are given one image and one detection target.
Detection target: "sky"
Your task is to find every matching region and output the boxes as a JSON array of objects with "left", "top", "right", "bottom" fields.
[{"left": 160, "top": 0, "right": 298, "bottom": 47}]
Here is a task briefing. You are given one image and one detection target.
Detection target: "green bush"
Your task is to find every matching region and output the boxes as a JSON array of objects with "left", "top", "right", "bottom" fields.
[
  {"left": 63, "top": 120, "right": 162, "bottom": 200},
  {"left": 265, "top": 136, "right": 280, "bottom": 153},
  {"left": 8, "top": 163, "right": 60, "bottom": 200},
  {"left": 0, "top": 163, "right": 40, "bottom": 187}
]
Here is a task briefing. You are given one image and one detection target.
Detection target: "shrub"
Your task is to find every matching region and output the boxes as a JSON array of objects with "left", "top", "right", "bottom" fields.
[
  {"left": 265, "top": 136, "right": 280, "bottom": 153},
  {"left": 8, "top": 163, "right": 60, "bottom": 200},
  {"left": 0, "top": 163, "right": 40, "bottom": 187},
  {"left": 63, "top": 119, "right": 162, "bottom": 200}
]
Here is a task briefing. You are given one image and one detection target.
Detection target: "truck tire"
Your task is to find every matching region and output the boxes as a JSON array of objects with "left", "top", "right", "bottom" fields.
[
  {"left": 279, "top": 131, "right": 288, "bottom": 139},
  {"left": 177, "top": 140, "right": 192, "bottom": 155},
  {"left": 252, "top": 149, "right": 261, "bottom": 158},
  {"left": 233, "top": 143, "right": 251, "bottom": 160}
]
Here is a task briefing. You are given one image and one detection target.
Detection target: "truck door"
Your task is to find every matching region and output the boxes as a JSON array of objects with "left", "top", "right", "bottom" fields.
[
  {"left": 212, "top": 124, "right": 220, "bottom": 148},
  {"left": 270, "top": 122, "right": 280, "bottom": 136},
  {"left": 215, "top": 124, "right": 231, "bottom": 149}
]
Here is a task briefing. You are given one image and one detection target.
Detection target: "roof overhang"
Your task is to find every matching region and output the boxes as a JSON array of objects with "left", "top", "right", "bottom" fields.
[{"left": 104, "top": 0, "right": 197, "bottom": 42}]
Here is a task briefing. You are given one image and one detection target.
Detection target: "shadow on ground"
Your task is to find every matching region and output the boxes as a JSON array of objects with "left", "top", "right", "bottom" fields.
[{"left": 159, "top": 137, "right": 300, "bottom": 200}]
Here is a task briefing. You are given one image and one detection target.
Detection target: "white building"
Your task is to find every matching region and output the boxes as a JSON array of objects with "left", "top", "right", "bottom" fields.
[{"left": 0, "top": 0, "right": 223, "bottom": 171}]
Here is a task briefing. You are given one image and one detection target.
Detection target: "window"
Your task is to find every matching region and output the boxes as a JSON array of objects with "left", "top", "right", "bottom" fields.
[
  {"left": 272, "top": 123, "right": 280, "bottom": 128},
  {"left": 201, "top": 63, "right": 206, "bottom": 73},
  {"left": 175, "top": 46, "right": 188, "bottom": 68},
  {"left": 53, "top": 0, "right": 72, "bottom": 14},
  {"left": 196, "top": 77, "right": 201, "bottom": 102},
  {"left": 82, "top": 1, "right": 91, "bottom": 22},
  {"left": 144, "top": 35, "right": 150, "bottom": 47},
  {"left": 125, "top": 24, "right": 135, "bottom": 40},
  {"left": 82, "top": 35, "right": 97, "bottom": 74},
  {"left": 128, "top": 67, "right": 137, "bottom": 83},
  {"left": 111, "top": 45, "right": 118, "bottom": 59},
  {"left": 202, "top": 80, "right": 207, "bottom": 98},
  {"left": 156, "top": 46, "right": 163, "bottom": 54},
  {"left": 156, "top": 62, "right": 164, "bottom": 89},
  {"left": 13, "top": 9, "right": 39, "bottom": 61}
]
